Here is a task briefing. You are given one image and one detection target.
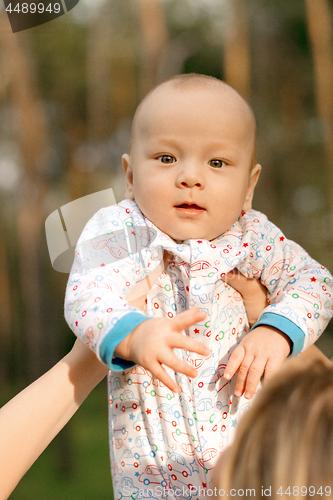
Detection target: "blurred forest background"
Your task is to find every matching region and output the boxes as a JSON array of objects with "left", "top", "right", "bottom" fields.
[{"left": 1, "top": 0, "right": 333, "bottom": 497}]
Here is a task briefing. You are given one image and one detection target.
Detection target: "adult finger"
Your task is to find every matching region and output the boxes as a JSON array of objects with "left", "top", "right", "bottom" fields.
[
  {"left": 224, "top": 269, "right": 242, "bottom": 286},
  {"left": 225, "top": 269, "right": 266, "bottom": 298}
]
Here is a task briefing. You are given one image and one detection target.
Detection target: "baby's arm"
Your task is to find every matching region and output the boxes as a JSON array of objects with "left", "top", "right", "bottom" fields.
[
  {"left": 233, "top": 211, "right": 333, "bottom": 359},
  {"left": 115, "top": 307, "right": 210, "bottom": 392},
  {"left": 224, "top": 270, "right": 331, "bottom": 398},
  {"left": 223, "top": 271, "right": 291, "bottom": 398},
  {"left": 65, "top": 201, "right": 163, "bottom": 366},
  {"left": 226, "top": 212, "right": 333, "bottom": 398},
  {"left": 65, "top": 202, "right": 210, "bottom": 389}
]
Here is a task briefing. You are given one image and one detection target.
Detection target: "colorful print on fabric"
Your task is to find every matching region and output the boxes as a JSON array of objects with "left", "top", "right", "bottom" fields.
[{"left": 65, "top": 199, "right": 333, "bottom": 499}]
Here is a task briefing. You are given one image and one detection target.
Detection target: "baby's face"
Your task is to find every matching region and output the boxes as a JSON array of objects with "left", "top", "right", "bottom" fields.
[{"left": 122, "top": 83, "right": 261, "bottom": 241}]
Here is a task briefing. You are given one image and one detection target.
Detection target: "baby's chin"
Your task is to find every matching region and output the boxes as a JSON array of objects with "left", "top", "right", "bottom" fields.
[
  {"left": 149, "top": 219, "right": 224, "bottom": 242},
  {"left": 136, "top": 203, "right": 224, "bottom": 241},
  {"left": 165, "top": 227, "right": 224, "bottom": 243},
  {"left": 149, "top": 222, "right": 207, "bottom": 242}
]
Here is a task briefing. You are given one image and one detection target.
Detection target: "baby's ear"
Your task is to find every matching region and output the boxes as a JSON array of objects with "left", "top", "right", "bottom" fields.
[
  {"left": 122, "top": 154, "right": 135, "bottom": 200},
  {"left": 243, "top": 164, "right": 261, "bottom": 212}
]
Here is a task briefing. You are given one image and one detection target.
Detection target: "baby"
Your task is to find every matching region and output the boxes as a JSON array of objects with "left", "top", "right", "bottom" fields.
[{"left": 65, "top": 74, "right": 333, "bottom": 499}]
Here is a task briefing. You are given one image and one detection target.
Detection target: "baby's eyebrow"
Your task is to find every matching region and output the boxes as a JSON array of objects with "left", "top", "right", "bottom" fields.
[
  {"left": 143, "top": 140, "right": 182, "bottom": 156},
  {"left": 147, "top": 136, "right": 182, "bottom": 148}
]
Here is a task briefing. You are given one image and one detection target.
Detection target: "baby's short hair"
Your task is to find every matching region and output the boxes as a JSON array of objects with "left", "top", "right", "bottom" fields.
[{"left": 131, "top": 73, "right": 257, "bottom": 169}]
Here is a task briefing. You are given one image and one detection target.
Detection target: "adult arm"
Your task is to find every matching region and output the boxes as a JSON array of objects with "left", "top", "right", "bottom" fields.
[{"left": 0, "top": 339, "right": 108, "bottom": 500}]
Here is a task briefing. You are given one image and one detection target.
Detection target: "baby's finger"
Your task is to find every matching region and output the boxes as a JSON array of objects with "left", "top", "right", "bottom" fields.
[
  {"left": 243, "top": 358, "right": 266, "bottom": 399},
  {"left": 172, "top": 307, "right": 206, "bottom": 330},
  {"left": 224, "top": 345, "right": 245, "bottom": 381},
  {"left": 168, "top": 357, "right": 198, "bottom": 379},
  {"left": 170, "top": 333, "right": 210, "bottom": 357},
  {"left": 263, "top": 356, "right": 285, "bottom": 381},
  {"left": 157, "top": 350, "right": 199, "bottom": 382},
  {"left": 149, "top": 361, "right": 181, "bottom": 393},
  {"left": 233, "top": 355, "right": 255, "bottom": 397}
]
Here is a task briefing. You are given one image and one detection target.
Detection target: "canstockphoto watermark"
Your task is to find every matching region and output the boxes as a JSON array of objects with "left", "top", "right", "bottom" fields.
[
  {"left": 45, "top": 188, "right": 162, "bottom": 303},
  {"left": 3, "top": 0, "right": 80, "bottom": 33},
  {"left": 45, "top": 188, "right": 117, "bottom": 273},
  {"left": 123, "top": 486, "right": 257, "bottom": 498}
]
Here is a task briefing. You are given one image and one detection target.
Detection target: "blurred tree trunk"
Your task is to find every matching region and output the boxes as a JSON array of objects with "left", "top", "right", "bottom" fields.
[
  {"left": 137, "top": 0, "right": 168, "bottom": 99},
  {"left": 107, "top": 0, "right": 137, "bottom": 131},
  {"left": 85, "top": 1, "right": 137, "bottom": 148},
  {"left": 0, "top": 220, "right": 12, "bottom": 385},
  {"left": 304, "top": 0, "right": 333, "bottom": 233},
  {"left": 77, "top": 0, "right": 138, "bottom": 201},
  {"left": 86, "top": 2, "right": 113, "bottom": 141},
  {"left": 0, "top": 13, "right": 75, "bottom": 476},
  {"left": 0, "top": 17, "right": 50, "bottom": 382},
  {"left": 223, "top": 0, "right": 251, "bottom": 100}
]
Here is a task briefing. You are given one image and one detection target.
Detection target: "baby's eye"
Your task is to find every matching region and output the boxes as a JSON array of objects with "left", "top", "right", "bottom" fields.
[
  {"left": 209, "top": 159, "right": 225, "bottom": 169},
  {"left": 157, "top": 155, "right": 176, "bottom": 164}
]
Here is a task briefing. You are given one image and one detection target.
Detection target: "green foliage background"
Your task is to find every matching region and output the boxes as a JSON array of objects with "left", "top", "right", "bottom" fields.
[{"left": 1, "top": 0, "right": 333, "bottom": 497}]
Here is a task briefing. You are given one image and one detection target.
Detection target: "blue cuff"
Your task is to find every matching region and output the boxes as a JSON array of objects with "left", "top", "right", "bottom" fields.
[
  {"left": 251, "top": 312, "right": 305, "bottom": 356},
  {"left": 100, "top": 312, "right": 151, "bottom": 371}
]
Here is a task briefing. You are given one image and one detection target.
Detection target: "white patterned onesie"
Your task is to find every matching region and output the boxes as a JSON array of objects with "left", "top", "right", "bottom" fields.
[{"left": 65, "top": 199, "right": 333, "bottom": 500}]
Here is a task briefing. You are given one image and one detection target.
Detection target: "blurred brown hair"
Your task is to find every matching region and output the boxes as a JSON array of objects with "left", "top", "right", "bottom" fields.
[{"left": 216, "top": 358, "right": 333, "bottom": 499}]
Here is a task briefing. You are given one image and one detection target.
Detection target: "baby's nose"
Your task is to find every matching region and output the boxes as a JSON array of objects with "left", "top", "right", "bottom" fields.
[
  {"left": 180, "top": 179, "right": 202, "bottom": 188},
  {"left": 176, "top": 164, "right": 205, "bottom": 188}
]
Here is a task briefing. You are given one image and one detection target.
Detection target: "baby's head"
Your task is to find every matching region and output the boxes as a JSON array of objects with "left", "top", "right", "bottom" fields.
[{"left": 122, "top": 73, "right": 261, "bottom": 241}]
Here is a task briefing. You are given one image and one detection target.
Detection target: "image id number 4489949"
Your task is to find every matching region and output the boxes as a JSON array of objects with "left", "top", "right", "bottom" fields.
[
  {"left": 276, "top": 486, "right": 331, "bottom": 496},
  {"left": 5, "top": 2, "right": 62, "bottom": 14}
]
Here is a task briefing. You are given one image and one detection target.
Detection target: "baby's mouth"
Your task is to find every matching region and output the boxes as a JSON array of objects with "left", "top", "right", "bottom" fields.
[
  {"left": 174, "top": 203, "right": 206, "bottom": 216},
  {"left": 176, "top": 203, "right": 205, "bottom": 210}
]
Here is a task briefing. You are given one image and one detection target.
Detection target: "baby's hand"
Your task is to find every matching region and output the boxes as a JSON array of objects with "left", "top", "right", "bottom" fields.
[
  {"left": 224, "top": 326, "right": 291, "bottom": 399},
  {"left": 114, "top": 307, "right": 210, "bottom": 392}
]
